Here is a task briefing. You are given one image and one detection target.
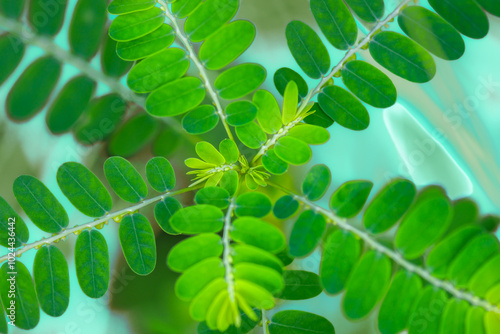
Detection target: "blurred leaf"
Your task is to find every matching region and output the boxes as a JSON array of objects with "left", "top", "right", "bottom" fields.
[
  {"left": 329, "top": 180, "right": 373, "bottom": 218},
  {"left": 0, "top": 196, "right": 29, "bottom": 248},
  {"left": 182, "top": 105, "right": 220, "bottom": 135},
  {"left": 289, "top": 210, "right": 326, "bottom": 257},
  {"left": 269, "top": 310, "right": 335, "bottom": 334},
  {"left": 69, "top": 0, "right": 107, "bottom": 60},
  {"left": 28, "top": 0, "right": 67, "bottom": 36},
  {"left": 175, "top": 257, "right": 224, "bottom": 301},
  {"left": 0, "top": 0, "right": 25, "bottom": 19},
  {"left": 184, "top": 0, "right": 238, "bottom": 42},
  {"left": 277, "top": 270, "right": 322, "bottom": 300},
  {"left": 172, "top": 0, "right": 202, "bottom": 18},
  {"left": 253, "top": 90, "right": 282, "bottom": 134},
  {"left": 344, "top": 0, "right": 384, "bottom": 23},
  {"left": 108, "top": 0, "right": 156, "bottom": 15},
  {"left": 234, "top": 263, "right": 284, "bottom": 295},
  {"left": 262, "top": 149, "right": 288, "bottom": 175},
  {"left": 219, "top": 139, "right": 239, "bottom": 164},
  {"left": 408, "top": 286, "right": 448, "bottom": 333},
  {"left": 0, "top": 34, "right": 25, "bottom": 86},
  {"left": 232, "top": 244, "right": 284, "bottom": 274},
  {"left": 235, "top": 192, "right": 272, "bottom": 218},
  {"left": 273, "top": 195, "right": 299, "bottom": 219},
  {"left": 109, "top": 7, "right": 164, "bottom": 41},
  {"left": 108, "top": 114, "right": 159, "bottom": 157},
  {"left": 311, "top": 0, "right": 357, "bottom": 50},
  {"left": 195, "top": 187, "right": 230, "bottom": 209},
  {"left": 231, "top": 217, "right": 285, "bottom": 253},
  {"left": 235, "top": 122, "right": 267, "bottom": 149}
]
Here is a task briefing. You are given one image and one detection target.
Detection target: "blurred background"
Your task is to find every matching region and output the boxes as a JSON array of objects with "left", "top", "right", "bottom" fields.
[{"left": 0, "top": 0, "right": 499, "bottom": 333}]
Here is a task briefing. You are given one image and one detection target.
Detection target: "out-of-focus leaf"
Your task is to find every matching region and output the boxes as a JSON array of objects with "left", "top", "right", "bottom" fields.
[
  {"left": 108, "top": 114, "right": 159, "bottom": 157},
  {"left": 69, "top": 0, "right": 107, "bottom": 60},
  {"left": 277, "top": 270, "right": 323, "bottom": 300},
  {"left": 311, "top": 0, "right": 357, "bottom": 50},
  {"left": 268, "top": 310, "right": 335, "bottom": 334},
  {"left": 109, "top": 7, "right": 164, "bottom": 41},
  {"left": 182, "top": 105, "right": 219, "bottom": 135},
  {"left": 329, "top": 180, "right": 373, "bottom": 218},
  {"left": 235, "top": 122, "right": 267, "bottom": 149},
  {"left": 289, "top": 210, "right": 326, "bottom": 257},
  {"left": 184, "top": 0, "right": 238, "bottom": 42}
]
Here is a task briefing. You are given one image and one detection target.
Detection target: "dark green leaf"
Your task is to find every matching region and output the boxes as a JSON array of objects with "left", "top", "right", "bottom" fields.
[
  {"left": 277, "top": 270, "right": 322, "bottom": 300},
  {"left": 318, "top": 85, "right": 369, "bottom": 130},
  {"left": 107, "top": 114, "right": 159, "bottom": 158},
  {"left": 154, "top": 197, "right": 182, "bottom": 234},
  {"left": 184, "top": 0, "right": 238, "bottom": 42},
  {"left": 289, "top": 210, "right": 326, "bottom": 257},
  {"left": 170, "top": 204, "right": 224, "bottom": 234},
  {"left": 235, "top": 122, "right": 267, "bottom": 149},
  {"left": 262, "top": 149, "right": 288, "bottom": 175},
  {"left": 215, "top": 63, "right": 266, "bottom": 100},
  {"left": 109, "top": 7, "right": 164, "bottom": 42},
  {"left": 116, "top": 24, "right": 175, "bottom": 61},
  {"left": 104, "top": 156, "right": 147, "bottom": 203},
  {"left": 273, "top": 68, "right": 308, "bottom": 98},
  {"left": 119, "top": 213, "right": 156, "bottom": 275},
  {"left": 69, "top": 0, "right": 107, "bottom": 60},
  {"left": 302, "top": 164, "right": 331, "bottom": 201},
  {"left": 408, "top": 286, "right": 448, "bottom": 334},
  {"left": 0, "top": 0, "right": 25, "bottom": 19},
  {"left": 329, "top": 180, "right": 373, "bottom": 218},
  {"left": 152, "top": 127, "right": 181, "bottom": 156},
  {"left": 195, "top": 187, "right": 230, "bottom": 209},
  {"left": 311, "top": 0, "right": 357, "bottom": 50},
  {"left": 231, "top": 217, "right": 285, "bottom": 253},
  {"left": 0, "top": 34, "right": 25, "bottom": 86},
  {"left": 269, "top": 310, "right": 335, "bottom": 334},
  {"left": 476, "top": 0, "right": 500, "bottom": 16},
  {"left": 447, "top": 198, "right": 479, "bottom": 234},
  {"left": 303, "top": 103, "right": 334, "bottom": 128},
  {"left": 167, "top": 233, "right": 223, "bottom": 272},
  {"left": 235, "top": 192, "right": 272, "bottom": 218},
  {"left": 226, "top": 101, "right": 258, "bottom": 126},
  {"left": 182, "top": 105, "right": 219, "bottom": 135},
  {"left": 108, "top": 0, "right": 156, "bottom": 15},
  {"left": 344, "top": 0, "right": 384, "bottom": 23},
  {"left": 273, "top": 195, "right": 299, "bottom": 220},
  {"left": 274, "top": 136, "right": 312, "bottom": 165},
  {"left": 146, "top": 157, "right": 176, "bottom": 192},
  {"left": 0, "top": 196, "right": 29, "bottom": 248},
  {"left": 28, "top": 0, "right": 67, "bottom": 36}
]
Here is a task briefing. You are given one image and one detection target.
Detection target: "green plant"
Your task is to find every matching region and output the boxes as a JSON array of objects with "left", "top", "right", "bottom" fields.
[{"left": 1, "top": 0, "right": 500, "bottom": 333}]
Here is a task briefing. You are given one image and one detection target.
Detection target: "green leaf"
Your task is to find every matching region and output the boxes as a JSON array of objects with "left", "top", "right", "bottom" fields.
[
  {"left": 73, "top": 93, "right": 127, "bottom": 145},
  {"left": 154, "top": 197, "right": 182, "bottom": 234},
  {"left": 441, "top": 299, "right": 469, "bottom": 334},
  {"left": 408, "top": 286, "right": 448, "bottom": 334},
  {"left": 320, "top": 230, "right": 361, "bottom": 294},
  {"left": 13, "top": 175, "right": 68, "bottom": 233},
  {"left": 363, "top": 179, "right": 416, "bottom": 234},
  {"left": 104, "top": 157, "right": 148, "bottom": 203},
  {"left": 0, "top": 0, "right": 25, "bottom": 19},
  {"left": 146, "top": 77, "right": 205, "bottom": 117},
  {"left": 171, "top": 205, "right": 224, "bottom": 234},
  {"left": 318, "top": 85, "right": 369, "bottom": 130},
  {"left": 46, "top": 75, "right": 96, "bottom": 134},
  {"left": 119, "top": 213, "right": 156, "bottom": 275},
  {"left": 395, "top": 190, "right": 453, "bottom": 259},
  {"left": 116, "top": 24, "right": 175, "bottom": 61},
  {"left": 182, "top": 105, "right": 219, "bottom": 135},
  {"left": 199, "top": 20, "right": 256, "bottom": 70},
  {"left": 127, "top": 48, "right": 189, "bottom": 93},
  {"left": 398, "top": 6, "right": 465, "bottom": 61},
  {"left": 220, "top": 170, "right": 239, "bottom": 196},
  {"left": 476, "top": 0, "right": 500, "bottom": 16},
  {"left": 341, "top": 60, "right": 397, "bottom": 108},
  {"left": 282, "top": 81, "right": 299, "bottom": 125},
  {"left": 303, "top": 103, "right": 334, "bottom": 128},
  {"left": 235, "top": 192, "right": 272, "bottom": 218},
  {"left": 344, "top": 0, "right": 384, "bottom": 23},
  {"left": 289, "top": 210, "right": 326, "bottom": 257},
  {"left": 485, "top": 312, "right": 500, "bottom": 334},
  {"left": 288, "top": 124, "right": 330, "bottom": 145},
  {"left": 190, "top": 278, "right": 226, "bottom": 322},
  {"left": 34, "top": 246, "right": 70, "bottom": 317},
  {"left": 285, "top": 20, "right": 330, "bottom": 79},
  {"left": 311, "top": 0, "right": 357, "bottom": 50},
  {"left": 469, "top": 253, "right": 500, "bottom": 298},
  {"left": 369, "top": 31, "right": 436, "bottom": 83},
  {"left": 75, "top": 230, "right": 109, "bottom": 298},
  {"left": 232, "top": 244, "right": 284, "bottom": 274},
  {"left": 215, "top": 63, "right": 266, "bottom": 100},
  {"left": 168, "top": 233, "right": 223, "bottom": 272},
  {"left": 172, "top": 0, "right": 202, "bottom": 18},
  {"left": 108, "top": 114, "right": 159, "bottom": 157},
  {"left": 226, "top": 101, "right": 258, "bottom": 126},
  {"left": 467, "top": 307, "right": 486, "bottom": 334},
  {"left": 57, "top": 162, "right": 113, "bottom": 217},
  {"left": 0, "top": 302, "right": 6, "bottom": 333},
  {"left": 0, "top": 34, "right": 25, "bottom": 86},
  {"left": 146, "top": 157, "right": 176, "bottom": 192},
  {"left": 6, "top": 56, "right": 61, "bottom": 122},
  {"left": 447, "top": 198, "right": 479, "bottom": 234},
  {"left": 274, "top": 136, "right": 312, "bottom": 165},
  {"left": 269, "top": 310, "right": 335, "bottom": 334},
  {"left": 235, "top": 279, "right": 275, "bottom": 310},
  {"left": 184, "top": 0, "right": 238, "bottom": 42},
  {"left": 235, "top": 122, "right": 267, "bottom": 149},
  {"left": 273, "top": 195, "right": 299, "bottom": 220},
  {"left": 378, "top": 271, "right": 422, "bottom": 334},
  {"left": 109, "top": 7, "right": 164, "bottom": 42},
  {"left": 28, "top": 0, "right": 67, "bottom": 36},
  {"left": 0, "top": 262, "right": 39, "bottom": 330},
  {"left": 108, "top": 0, "right": 156, "bottom": 15},
  {"left": 329, "top": 180, "right": 373, "bottom": 218},
  {"left": 273, "top": 68, "right": 308, "bottom": 98},
  {"left": 262, "top": 149, "right": 288, "bottom": 175},
  {"left": 343, "top": 251, "right": 391, "bottom": 319},
  {"left": 101, "top": 33, "right": 133, "bottom": 77},
  {"left": 0, "top": 196, "right": 29, "bottom": 248},
  {"left": 253, "top": 90, "right": 282, "bottom": 134},
  {"left": 428, "top": 0, "right": 489, "bottom": 39},
  {"left": 302, "top": 164, "right": 331, "bottom": 201},
  {"left": 196, "top": 141, "right": 226, "bottom": 165},
  {"left": 234, "top": 263, "right": 284, "bottom": 295},
  {"left": 219, "top": 139, "right": 239, "bottom": 164},
  {"left": 231, "top": 217, "right": 285, "bottom": 253},
  {"left": 69, "top": 0, "right": 107, "bottom": 60},
  {"left": 195, "top": 187, "right": 230, "bottom": 209},
  {"left": 175, "top": 257, "right": 224, "bottom": 301},
  {"left": 277, "top": 270, "right": 323, "bottom": 300}
]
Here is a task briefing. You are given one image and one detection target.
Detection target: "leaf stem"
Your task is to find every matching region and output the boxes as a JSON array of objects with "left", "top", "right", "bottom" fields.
[
  {"left": 159, "top": 1, "right": 235, "bottom": 141},
  {"left": 262, "top": 309, "right": 269, "bottom": 334},
  {"left": 223, "top": 197, "right": 236, "bottom": 302},
  {"left": 0, "top": 185, "right": 202, "bottom": 264},
  {"left": 250, "top": 0, "right": 413, "bottom": 164},
  {"left": 267, "top": 181, "right": 500, "bottom": 314}
]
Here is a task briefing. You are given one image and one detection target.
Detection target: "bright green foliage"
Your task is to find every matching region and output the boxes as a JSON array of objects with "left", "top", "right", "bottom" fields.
[
  {"left": 469, "top": 254, "right": 500, "bottom": 298},
  {"left": 398, "top": 6, "right": 465, "bottom": 61},
  {"left": 6, "top": 56, "right": 61, "bottom": 121},
  {"left": 236, "top": 123, "right": 267, "bottom": 149},
  {"left": 57, "top": 162, "right": 113, "bottom": 217},
  {"left": 13, "top": 175, "right": 68, "bottom": 233},
  {"left": 262, "top": 149, "right": 288, "bottom": 175},
  {"left": 233, "top": 263, "right": 284, "bottom": 295},
  {"left": 447, "top": 198, "right": 479, "bottom": 233},
  {"left": 268, "top": 310, "right": 335, "bottom": 334},
  {"left": 311, "top": 0, "right": 357, "bottom": 50},
  {"left": 226, "top": 101, "right": 258, "bottom": 126},
  {"left": 476, "top": 0, "right": 500, "bottom": 16},
  {"left": 108, "top": 0, "right": 156, "bottom": 15},
  {"left": 288, "top": 124, "right": 330, "bottom": 145},
  {"left": 286, "top": 20, "right": 330, "bottom": 79},
  {"left": 195, "top": 187, "right": 230, "bottom": 209},
  {"left": 182, "top": 105, "right": 219, "bottom": 134},
  {"left": 408, "top": 286, "right": 448, "bottom": 334},
  {"left": 441, "top": 300, "right": 469, "bottom": 334},
  {"left": 468, "top": 307, "right": 487, "bottom": 334},
  {"left": 119, "top": 213, "right": 156, "bottom": 275},
  {"left": 0, "top": 262, "right": 39, "bottom": 329},
  {"left": 154, "top": 197, "right": 182, "bottom": 234},
  {"left": 277, "top": 270, "right": 322, "bottom": 300},
  {"left": 175, "top": 257, "right": 225, "bottom": 301},
  {"left": 341, "top": 60, "right": 397, "bottom": 108},
  {"left": 33, "top": 246, "right": 70, "bottom": 317},
  {"left": 231, "top": 217, "right": 285, "bottom": 253},
  {"left": 184, "top": 0, "right": 238, "bottom": 42},
  {"left": 116, "top": 24, "right": 175, "bottom": 60},
  {"left": 0, "top": 34, "right": 25, "bottom": 85},
  {"left": 108, "top": 114, "right": 159, "bottom": 157},
  {"left": 344, "top": 0, "right": 384, "bottom": 23},
  {"left": 171, "top": 205, "right": 224, "bottom": 234},
  {"left": 199, "top": 20, "right": 256, "bottom": 70},
  {"left": 146, "top": 157, "right": 176, "bottom": 192},
  {"left": 196, "top": 141, "right": 225, "bottom": 165},
  {"left": 274, "top": 68, "right": 308, "bottom": 98},
  {"left": 215, "top": 63, "right": 266, "bottom": 100},
  {"left": 232, "top": 244, "right": 284, "bottom": 274},
  {"left": 0, "top": 196, "right": 29, "bottom": 248},
  {"left": 302, "top": 164, "right": 331, "bottom": 201},
  {"left": 329, "top": 180, "right": 373, "bottom": 218},
  {"left": 282, "top": 81, "right": 299, "bottom": 125},
  {"left": 289, "top": 210, "right": 326, "bottom": 257},
  {"left": 304, "top": 103, "right": 334, "bottom": 128},
  {"left": 485, "top": 312, "right": 500, "bottom": 333},
  {"left": 273, "top": 195, "right": 299, "bottom": 219},
  {"left": 0, "top": 0, "right": 25, "bottom": 19},
  {"left": 28, "top": 0, "right": 67, "bottom": 36},
  {"left": 274, "top": 136, "right": 312, "bottom": 165},
  {"left": 369, "top": 31, "right": 436, "bottom": 83},
  {"left": 219, "top": 139, "right": 239, "bottom": 164},
  {"left": 46, "top": 76, "right": 96, "bottom": 134},
  {"left": 428, "top": 0, "right": 489, "bottom": 39},
  {"left": 253, "top": 90, "right": 282, "bottom": 134},
  {"left": 109, "top": 7, "right": 164, "bottom": 41},
  {"left": 318, "top": 85, "right": 369, "bottom": 130},
  {"left": 172, "top": 0, "right": 202, "bottom": 18},
  {"left": 104, "top": 156, "right": 148, "bottom": 203},
  {"left": 69, "top": 0, "right": 107, "bottom": 60},
  {"left": 75, "top": 230, "right": 109, "bottom": 298},
  {"left": 167, "top": 234, "right": 223, "bottom": 272},
  {"left": 235, "top": 192, "right": 272, "bottom": 218}
]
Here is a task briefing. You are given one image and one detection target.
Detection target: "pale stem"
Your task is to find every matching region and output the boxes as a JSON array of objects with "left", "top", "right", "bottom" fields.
[
  {"left": 262, "top": 309, "right": 269, "bottom": 334},
  {"left": 223, "top": 197, "right": 236, "bottom": 302}
]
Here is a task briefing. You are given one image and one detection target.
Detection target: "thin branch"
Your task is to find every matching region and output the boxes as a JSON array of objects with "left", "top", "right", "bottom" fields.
[
  {"left": 251, "top": 0, "right": 413, "bottom": 164},
  {"left": 0, "top": 186, "right": 201, "bottom": 264},
  {"left": 159, "top": 1, "right": 235, "bottom": 141},
  {"left": 262, "top": 309, "right": 269, "bottom": 334},
  {"left": 223, "top": 197, "right": 236, "bottom": 302},
  {"left": 267, "top": 181, "right": 500, "bottom": 314}
]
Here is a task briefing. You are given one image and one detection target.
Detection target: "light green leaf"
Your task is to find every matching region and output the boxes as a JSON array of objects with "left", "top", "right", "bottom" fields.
[
  {"left": 467, "top": 307, "right": 486, "bottom": 334},
  {"left": 234, "top": 263, "right": 284, "bottom": 295},
  {"left": 104, "top": 156, "right": 148, "bottom": 203},
  {"left": 235, "top": 279, "right": 275, "bottom": 310},
  {"left": 277, "top": 270, "right": 323, "bottom": 300},
  {"left": 262, "top": 149, "right": 288, "bottom": 175},
  {"left": 289, "top": 210, "right": 326, "bottom": 257},
  {"left": 108, "top": 0, "right": 156, "bottom": 15},
  {"left": 311, "top": 0, "right": 357, "bottom": 50},
  {"left": 116, "top": 24, "right": 175, "bottom": 61},
  {"left": 344, "top": 0, "right": 384, "bottom": 23},
  {"left": 235, "top": 192, "right": 272, "bottom": 218},
  {"left": 274, "top": 136, "right": 311, "bottom": 165},
  {"left": 0, "top": 196, "right": 29, "bottom": 248},
  {"left": 226, "top": 101, "right": 258, "bottom": 126},
  {"left": 57, "top": 162, "right": 113, "bottom": 217},
  {"left": 220, "top": 170, "right": 239, "bottom": 196},
  {"left": 273, "top": 195, "right": 299, "bottom": 220},
  {"left": 172, "top": 0, "right": 202, "bottom": 18},
  {"left": 231, "top": 217, "right": 285, "bottom": 253},
  {"left": 182, "top": 105, "right": 219, "bottom": 135},
  {"left": 441, "top": 300, "right": 469, "bottom": 334},
  {"left": 235, "top": 122, "right": 267, "bottom": 149},
  {"left": 274, "top": 68, "right": 308, "bottom": 99},
  {"left": 170, "top": 205, "right": 224, "bottom": 234},
  {"left": 485, "top": 312, "right": 500, "bottom": 334},
  {"left": 184, "top": 0, "right": 238, "bottom": 42},
  {"left": 329, "top": 180, "right": 373, "bottom": 218},
  {"left": 215, "top": 63, "right": 266, "bottom": 100},
  {"left": 108, "top": 114, "right": 159, "bottom": 158},
  {"left": 34, "top": 246, "right": 70, "bottom": 317},
  {"left": 13, "top": 175, "right": 68, "bottom": 233},
  {"left": 109, "top": 7, "right": 164, "bottom": 41},
  {"left": 146, "top": 157, "right": 176, "bottom": 192},
  {"left": 446, "top": 198, "right": 479, "bottom": 234},
  {"left": 302, "top": 165, "right": 331, "bottom": 201},
  {"left": 282, "top": 81, "right": 298, "bottom": 125},
  {"left": 219, "top": 139, "right": 239, "bottom": 164},
  {"left": 285, "top": 20, "right": 330, "bottom": 79},
  {"left": 468, "top": 253, "right": 500, "bottom": 298},
  {"left": 154, "top": 197, "right": 182, "bottom": 234},
  {"left": 195, "top": 187, "right": 230, "bottom": 209},
  {"left": 175, "top": 257, "right": 224, "bottom": 301},
  {"left": 196, "top": 141, "right": 226, "bottom": 165},
  {"left": 190, "top": 278, "right": 226, "bottom": 322},
  {"left": 253, "top": 90, "right": 282, "bottom": 134},
  {"left": 232, "top": 244, "right": 284, "bottom": 274},
  {"left": 288, "top": 124, "right": 330, "bottom": 145},
  {"left": 119, "top": 213, "right": 156, "bottom": 275},
  {"left": 168, "top": 234, "right": 223, "bottom": 272},
  {"left": 408, "top": 286, "right": 448, "bottom": 334},
  {"left": 269, "top": 310, "right": 335, "bottom": 334},
  {"left": 318, "top": 85, "right": 369, "bottom": 130}
]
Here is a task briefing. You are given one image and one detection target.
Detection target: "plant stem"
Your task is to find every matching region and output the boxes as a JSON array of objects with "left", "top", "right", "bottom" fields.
[
  {"left": 223, "top": 197, "right": 236, "bottom": 302},
  {"left": 251, "top": 0, "right": 413, "bottom": 164},
  {"left": 267, "top": 181, "right": 500, "bottom": 314},
  {"left": 262, "top": 309, "right": 269, "bottom": 334},
  {"left": 159, "top": 1, "right": 235, "bottom": 141},
  {"left": 0, "top": 185, "right": 201, "bottom": 264}
]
